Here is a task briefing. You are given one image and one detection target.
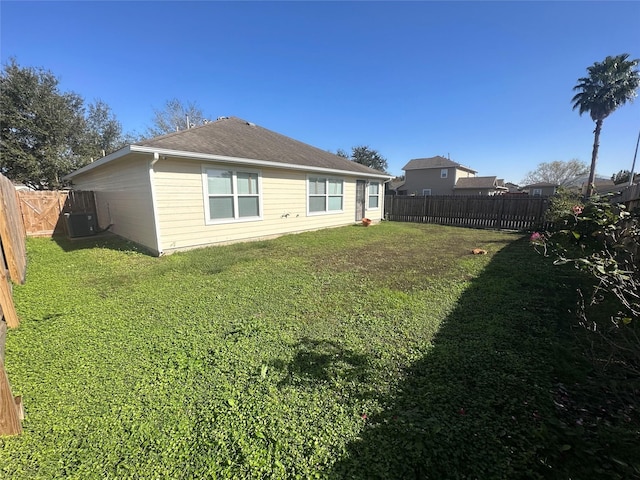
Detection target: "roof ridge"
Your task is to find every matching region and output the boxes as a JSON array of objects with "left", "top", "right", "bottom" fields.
[{"left": 135, "top": 116, "right": 249, "bottom": 145}]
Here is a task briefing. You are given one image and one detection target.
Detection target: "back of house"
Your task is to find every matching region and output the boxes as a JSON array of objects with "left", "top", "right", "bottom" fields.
[{"left": 64, "top": 117, "right": 391, "bottom": 255}]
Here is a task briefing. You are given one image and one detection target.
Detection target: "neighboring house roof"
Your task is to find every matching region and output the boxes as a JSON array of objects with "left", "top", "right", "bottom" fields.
[
  {"left": 65, "top": 116, "right": 391, "bottom": 180},
  {"left": 402, "top": 156, "right": 477, "bottom": 174},
  {"left": 593, "top": 179, "right": 616, "bottom": 188},
  {"left": 388, "top": 179, "right": 406, "bottom": 190},
  {"left": 523, "top": 182, "right": 558, "bottom": 188},
  {"left": 454, "top": 176, "right": 506, "bottom": 189},
  {"left": 504, "top": 182, "right": 521, "bottom": 193},
  {"left": 563, "top": 174, "right": 610, "bottom": 188}
]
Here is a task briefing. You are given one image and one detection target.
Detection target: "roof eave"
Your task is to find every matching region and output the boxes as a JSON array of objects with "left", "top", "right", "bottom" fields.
[
  {"left": 62, "top": 145, "right": 133, "bottom": 180},
  {"left": 65, "top": 145, "right": 393, "bottom": 181}
]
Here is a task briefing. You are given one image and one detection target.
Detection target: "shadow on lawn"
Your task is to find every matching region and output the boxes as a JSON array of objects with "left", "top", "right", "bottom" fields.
[
  {"left": 275, "top": 338, "right": 371, "bottom": 388},
  {"left": 327, "top": 237, "right": 601, "bottom": 480},
  {"left": 51, "top": 232, "right": 154, "bottom": 255}
]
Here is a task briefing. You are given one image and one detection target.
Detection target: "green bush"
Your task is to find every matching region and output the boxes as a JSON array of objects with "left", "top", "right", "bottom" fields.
[
  {"left": 545, "top": 187, "right": 583, "bottom": 224},
  {"left": 532, "top": 194, "right": 640, "bottom": 374}
]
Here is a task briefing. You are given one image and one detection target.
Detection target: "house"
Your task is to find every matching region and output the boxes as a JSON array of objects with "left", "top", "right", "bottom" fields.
[
  {"left": 63, "top": 116, "right": 392, "bottom": 256},
  {"left": 522, "top": 182, "right": 558, "bottom": 197},
  {"left": 564, "top": 174, "right": 620, "bottom": 196},
  {"left": 399, "top": 156, "right": 476, "bottom": 195},
  {"left": 504, "top": 182, "right": 522, "bottom": 194},
  {"left": 453, "top": 176, "right": 508, "bottom": 196},
  {"left": 386, "top": 177, "right": 406, "bottom": 196}
]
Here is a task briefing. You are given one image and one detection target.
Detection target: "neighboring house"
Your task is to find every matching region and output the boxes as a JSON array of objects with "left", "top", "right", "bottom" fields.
[
  {"left": 522, "top": 182, "right": 558, "bottom": 197},
  {"left": 63, "top": 116, "right": 391, "bottom": 256},
  {"left": 386, "top": 177, "right": 406, "bottom": 196},
  {"left": 585, "top": 179, "right": 619, "bottom": 195},
  {"left": 453, "top": 176, "right": 508, "bottom": 196},
  {"left": 564, "top": 174, "right": 620, "bottom": 196},
  {"left": 504, "top": 182, "right": 522, "bottom": 194},
  {"left": 399, "top": 156, "right": 477, "bottom": 195}
]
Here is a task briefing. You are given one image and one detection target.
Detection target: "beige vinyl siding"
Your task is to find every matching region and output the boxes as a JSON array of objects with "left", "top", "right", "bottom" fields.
[
  {"left": 153, "top": 159, "right": 380, "bottom": 253},
  {"left": 69, "top": 154, "right": 158, "bottom": 253}
]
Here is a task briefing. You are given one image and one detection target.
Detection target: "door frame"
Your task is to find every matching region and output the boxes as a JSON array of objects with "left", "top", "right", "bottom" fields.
[{"left": 355, "top": 180, "right": 366, "bottom": 221}]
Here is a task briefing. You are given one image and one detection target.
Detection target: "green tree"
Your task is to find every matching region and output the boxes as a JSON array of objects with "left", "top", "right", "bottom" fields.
[
  {"left": 83, "top": 99, "right": 127, "bottom": 160},
  {"left": 0, "top": 58, "right": 88, "bottom": 189},
  {"left": 611, "top": 169, "right": 631, "bottom": 185},
  {"left": 572, "top": 54, "right": 640, "bottom": 197},
  {"left": 335, "top": 148, "right": 349, "bottom": 158},
  {"left": 145, "top": 98, "right": 209, "bottom": 137},
  {"left": 338, "top": 146, "right": 388, "bottom": 172},
  {"left": 521, "top": 159, "right": 588, "bottom": 186}
]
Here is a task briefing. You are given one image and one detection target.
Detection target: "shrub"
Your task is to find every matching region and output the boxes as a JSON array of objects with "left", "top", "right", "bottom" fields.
[
  {"left": 531, "top": 194, "right": 640, "bottom": 374},
  {"left": 544, "top": 187, "right": 583, "bottom": 224}
]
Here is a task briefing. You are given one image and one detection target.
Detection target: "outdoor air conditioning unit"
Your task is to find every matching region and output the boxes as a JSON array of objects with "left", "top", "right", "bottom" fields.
[{"left": 65, "top": 213, "right": 97, "bottom": 238}]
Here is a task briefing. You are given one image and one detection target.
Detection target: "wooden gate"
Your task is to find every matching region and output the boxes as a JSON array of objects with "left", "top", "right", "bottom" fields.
[{"left": 18, "top": 190, "right": 96, "bottom": 237}]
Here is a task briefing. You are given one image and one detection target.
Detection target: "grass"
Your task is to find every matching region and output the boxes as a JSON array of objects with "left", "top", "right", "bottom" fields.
[{"left": 0, "top": 222, "right": 638, "bottom": 479}]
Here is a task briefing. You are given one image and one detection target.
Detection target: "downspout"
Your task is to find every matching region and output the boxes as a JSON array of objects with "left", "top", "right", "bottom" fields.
[{"left": 149, "top": 152, "right": 164, "bottom": 256}]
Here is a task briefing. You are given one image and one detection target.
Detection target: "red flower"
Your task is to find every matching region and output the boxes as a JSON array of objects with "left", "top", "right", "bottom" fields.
[{"left": 572, "top": 205, "right": 583, "bottom": 215}]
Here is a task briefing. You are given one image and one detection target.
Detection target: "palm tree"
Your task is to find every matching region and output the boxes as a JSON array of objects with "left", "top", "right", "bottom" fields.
[{"left": 572, "top": 54, "right": 640, "bottom": 196}]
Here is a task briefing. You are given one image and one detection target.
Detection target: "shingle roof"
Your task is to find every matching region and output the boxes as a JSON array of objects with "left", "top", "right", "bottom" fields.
[
  {"left": 135, "top": 116, "right": 385, "bottom": 176},
  {"left": 454, "top": 176, "right": 502, "bottom": 189},
  {"left": 388, "top": 179, "right": 405, "bottom": 190},
  {"left": 523, "top": 182, "right": 558, "bottom": 188},
  {"left": 402, "top": 156, "right": 477, "bottom": 173},
  {"left": 563, "top": 174, "right": 613, "bottom": 188}
]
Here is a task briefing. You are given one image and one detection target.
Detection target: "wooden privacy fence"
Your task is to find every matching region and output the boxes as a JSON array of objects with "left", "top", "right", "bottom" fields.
[
  {"left": 0, "top": 174, "right": 27, "bottom": 435},
  {"left": 18, "top": 190, "right": 96, "bottom": 237},
  {"left": 384, "top": 195, "right": 550, "bottom": 231},
  {"left": 613, "top": 183, "right": 640, "bottom": 212}
]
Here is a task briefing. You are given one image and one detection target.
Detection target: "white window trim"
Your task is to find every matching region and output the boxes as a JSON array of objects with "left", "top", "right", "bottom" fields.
[
  {"left": 307, "top": 175, "right": 344, "bottom": 216},
  {"left": 367, "top": 181, "right": 380, "bottom": 210},
  {"left": 532, "top": 188, "right": 542, "bottom": 197},
  {"left": 202, "top": 165, "right": 263, "bottom": 225},
  {"left": 422, "top": 188, "right": 432, "bottom": 196},
  {"left": 441, "top": 169, "right": 448, "bottom": 179}
]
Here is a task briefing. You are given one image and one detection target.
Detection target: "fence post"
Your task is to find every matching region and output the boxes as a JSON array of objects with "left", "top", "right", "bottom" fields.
[
  {"left": 0, "top": 267, "right": 19, "bottom": 329},
  {"left": 0, "top": 357, "right": 22, "bottom": 436},
  {"left": 496, "top": 196, "right": 505, "bottom": 229},
  {"left": 0, "top": 192, "right": 24, "bottom": 284}
]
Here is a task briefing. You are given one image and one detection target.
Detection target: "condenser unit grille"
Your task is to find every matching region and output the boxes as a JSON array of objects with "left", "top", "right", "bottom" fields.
[{"left": 65, "top": 213, "right": 97, "bottom": 238}]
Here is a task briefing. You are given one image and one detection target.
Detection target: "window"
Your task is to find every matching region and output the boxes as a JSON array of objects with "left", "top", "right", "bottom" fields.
[
  {"left": 368, "top": 182, "right": 380, "bottom": 209},
  {"left": 203, "top": 167, "right": 261, "bottom": 223},
  {"left": 308, "top": 177, "right": 343, "bottom": 214},
  {"left": 422, "top": 188, "right": 432, "bottom": 196},
  {"left": 441, "top": 169, "right": 448, "bottom": 179},
  {"left": 532, "top": 188, "right": 542, "bottom": 197}
]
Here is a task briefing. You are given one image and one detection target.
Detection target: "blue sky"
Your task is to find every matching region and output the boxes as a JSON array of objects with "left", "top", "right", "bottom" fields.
[{"left": 2, "top": 1, "right": 639, "bottom": 183}]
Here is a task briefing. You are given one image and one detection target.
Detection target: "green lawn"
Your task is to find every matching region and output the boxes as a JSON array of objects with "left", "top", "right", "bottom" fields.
[{"left": 1, "top": 222, "right": 637, "bottom": 479}]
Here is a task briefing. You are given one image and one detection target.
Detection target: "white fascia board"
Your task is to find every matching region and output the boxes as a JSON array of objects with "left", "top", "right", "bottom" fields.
[
  {"left": 63, "top": 144, "right": 393, "bottom": 181},
  {"left": 62, "top": 146, "right": 133, "bottom": 180},
  {"left": 130, "top": 146, "right": 393, "bottom": 180}
]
